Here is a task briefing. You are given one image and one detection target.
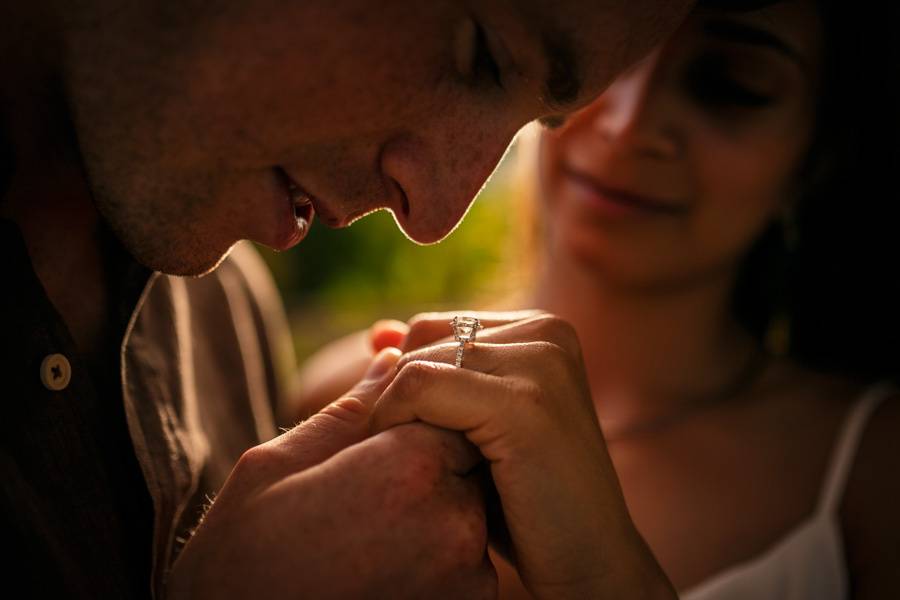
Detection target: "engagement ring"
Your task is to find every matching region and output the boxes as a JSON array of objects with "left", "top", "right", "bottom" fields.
[{"left": 450, "top": 316, "right": 483, "bottom": 368}]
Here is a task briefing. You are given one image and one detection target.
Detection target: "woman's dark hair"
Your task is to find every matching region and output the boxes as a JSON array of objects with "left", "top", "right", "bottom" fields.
[
  {"left": 0, "top": 123, "right": 12, "bottom": 204},
  {"left": 731, "top": 1, "right": 900, "bottom": 380}
]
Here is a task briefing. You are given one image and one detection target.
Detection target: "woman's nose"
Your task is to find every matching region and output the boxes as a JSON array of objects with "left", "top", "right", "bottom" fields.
[{"left": 590, "top": 56, "right": 680, "bottom": 160}]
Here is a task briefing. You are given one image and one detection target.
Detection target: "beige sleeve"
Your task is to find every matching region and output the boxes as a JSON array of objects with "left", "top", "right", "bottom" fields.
[{"left": 225, "top": 241, "right": 299, "bottom": 432}]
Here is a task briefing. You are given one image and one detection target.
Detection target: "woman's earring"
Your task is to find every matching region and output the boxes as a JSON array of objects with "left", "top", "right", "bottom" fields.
[
  {"left": 765, "top": 205, "right": 798, "bottom": 358},
  {"left": 781, "top": 204, "right": 799, "bottom": 252},
  {"left": 765, "top": 311, "right": 791, "bottom": 358}
]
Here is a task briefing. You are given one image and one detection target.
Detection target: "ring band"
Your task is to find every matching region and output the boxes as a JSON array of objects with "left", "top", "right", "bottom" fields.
[{"left": 450, "top": 316, "right": 483, "bottom": 368}]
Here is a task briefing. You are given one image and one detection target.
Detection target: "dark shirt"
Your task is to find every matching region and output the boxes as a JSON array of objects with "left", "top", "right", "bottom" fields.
[
  {"left": 0, "top": 218, "right": 292, "bottom": 597},
  {"left": 1, "top": 218, "right": 154, "bottom": 597}
]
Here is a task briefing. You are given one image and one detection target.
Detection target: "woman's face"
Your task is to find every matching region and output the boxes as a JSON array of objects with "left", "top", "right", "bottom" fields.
[{"left": 538, "top": 0, "right": 822, "bottom": 290}]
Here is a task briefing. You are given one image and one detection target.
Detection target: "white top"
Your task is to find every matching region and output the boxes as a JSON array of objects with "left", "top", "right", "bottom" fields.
[{"left": 681, "top": 383, "right": 892, "bottom": 600}]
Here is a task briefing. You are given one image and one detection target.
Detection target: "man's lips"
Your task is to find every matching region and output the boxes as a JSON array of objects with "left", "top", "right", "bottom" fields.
[
  {"left": 275, "top": 167, "right": 315, "bottom": 223},
  {"left": 276, "top": 166, "right": 354, "bottom": 228},
  {"left": 561, "top": 164, "right": 688, "bottom": 216},
  {"left": 260, "top": 166, "right": 315, "bottom": 250},
  {"left": 274, "top": 168, "right": 409, "bottom": 230}
]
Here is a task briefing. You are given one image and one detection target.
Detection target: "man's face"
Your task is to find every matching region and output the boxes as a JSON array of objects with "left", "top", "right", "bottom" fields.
[{"left": 62, "top": 0, "right": 690, "bottom": 275}]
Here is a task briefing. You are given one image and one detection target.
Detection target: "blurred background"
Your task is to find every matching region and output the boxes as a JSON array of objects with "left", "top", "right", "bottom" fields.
[{"left": 257, "top": 137, "right": 530, "bottom": 364}]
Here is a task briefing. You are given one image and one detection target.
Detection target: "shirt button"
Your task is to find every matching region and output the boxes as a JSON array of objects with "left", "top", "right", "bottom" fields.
[{"left": 40, "top": 354, "right": 72, "bottom": 391}]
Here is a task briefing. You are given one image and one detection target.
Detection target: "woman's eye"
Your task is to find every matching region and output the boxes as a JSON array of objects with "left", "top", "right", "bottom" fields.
[
  {"left": 471, "top": 22, "right": 503, "bottom": 88},
  {"left": 685, "top": 57, "right": 773, "bottom": 109}
]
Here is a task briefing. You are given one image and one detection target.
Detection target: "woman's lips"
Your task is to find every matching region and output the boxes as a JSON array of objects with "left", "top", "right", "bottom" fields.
[{"left": 561, "top": 164, "right": 688, "bottom": 216}]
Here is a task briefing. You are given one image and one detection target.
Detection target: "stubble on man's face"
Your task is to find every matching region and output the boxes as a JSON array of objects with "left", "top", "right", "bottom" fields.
[{"left": 60, "top": 0, "right": 692, "bottom": 276}]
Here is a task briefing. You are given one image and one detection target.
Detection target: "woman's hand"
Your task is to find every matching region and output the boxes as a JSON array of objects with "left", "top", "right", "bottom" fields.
[{"left": 370, "top": 311, "right": 676, "bottom": 600}]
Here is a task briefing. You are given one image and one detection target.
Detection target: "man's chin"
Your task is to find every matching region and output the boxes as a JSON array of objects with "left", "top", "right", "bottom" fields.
[{"left": 130, "top": 240, "right": 237, "bottom": 278}]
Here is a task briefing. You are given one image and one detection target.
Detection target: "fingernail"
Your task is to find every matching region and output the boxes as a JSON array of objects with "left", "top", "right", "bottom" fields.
[
  {"left": 363, "top": 347, "right": 402, "bottom": 381},
  {"left": 372, "top": 319, "right": 409, "bottom": 331},
  {"left": 369, "top": 320, "right": 409, "bottom": 349}
]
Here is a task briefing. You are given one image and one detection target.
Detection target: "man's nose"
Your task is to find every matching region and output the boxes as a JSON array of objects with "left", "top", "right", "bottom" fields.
[
  {"left": 590, "top": 55, "right": 680, "bottom": 160},
  {"left": 380, "top": 127, "right": 514, "bottom": 245}
]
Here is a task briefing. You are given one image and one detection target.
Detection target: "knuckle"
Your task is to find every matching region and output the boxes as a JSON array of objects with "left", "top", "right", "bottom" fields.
[
  {"left": 404, "top": 313, "right": 447, "bottom": 348},
  {"left": 234, "top": 444, "right": 276, "bottom": 472},
  {"left": 444, "top": 507, "right": 487, "bottom": 564},
  {"left": 382, "top": 426, "right": 444, "bottom": 494},
  {"left": 531, "top": 313, "right": 582, "bottom": 356},
  {"left": 392, "top": 351, "right": 417, "bottom": 374},
  {"left": 411, "top": 309, "right": 450, "bottom": 321},
  {"left": 319, "top": 396, "right": 369, "bottom": 422},
  {"left": 232, "top": 443, "right": 284, "bottom": 485},
  {"left": 527, "top": 339, "right": 569, "bottom": 365},
  {"left": 503, "top": 379, "right": 549, "bottom": 423},
  {"left": 393, "top": 360, "right": 438, "bottom": 395},
  {"left": 399, "top": 423, "right": 445, "bottom": 463},
  {"left": 395, "top": 457, "right": 440, "bottom": 503},
  {"left": 399, "top": 342, "right": 456, "bottom": 368},
  {"left": 406, "top": 311, "right": 441, "bottom": 329},
  {"left": 515, "top": 379, "right": 546, "bottom": 408},
  {"left": 531, "top": 312, "right": 568, "bottom": 331}
]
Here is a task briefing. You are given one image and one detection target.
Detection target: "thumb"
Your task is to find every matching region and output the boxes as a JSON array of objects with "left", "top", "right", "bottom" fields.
[{"left": 272, "top": 347, "right": 402, "bottom": 473}]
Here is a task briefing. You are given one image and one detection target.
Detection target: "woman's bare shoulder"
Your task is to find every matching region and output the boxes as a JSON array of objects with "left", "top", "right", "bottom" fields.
[
  {"left": 773, "top": 366, "right": 898, "bottom": 595},
  {"left": 756, "top": 361, "right": 861, "bottom": 439},
  {"left": 840, "top": 383, "right": 900, "bottom": 597}
]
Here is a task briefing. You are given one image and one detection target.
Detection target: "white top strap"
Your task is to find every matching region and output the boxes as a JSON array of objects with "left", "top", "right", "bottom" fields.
[{"left": 817, "top": 383, "right": 894, "bottom": 514}]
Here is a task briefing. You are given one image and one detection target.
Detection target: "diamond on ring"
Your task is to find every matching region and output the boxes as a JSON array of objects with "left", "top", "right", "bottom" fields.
[{"left": 450, "top": 316, "right": 483, "bottom": 368}]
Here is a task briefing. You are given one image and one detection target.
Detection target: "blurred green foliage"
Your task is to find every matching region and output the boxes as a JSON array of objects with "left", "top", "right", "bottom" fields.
[{"left": 257, "top": 151, "right": 524, "bottom": 362}]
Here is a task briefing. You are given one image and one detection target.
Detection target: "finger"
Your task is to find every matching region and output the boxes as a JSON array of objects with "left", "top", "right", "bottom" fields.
[
  {"left": 396, "top": 339, "right": 574, "bottom": 383},
  {"left": 467, "top": 313, "right": 582, "bottom": 361},
  {"left": 371, "top": 360, "right": 539, "bottom": 454},
  {"left": 392, "top": 341, "right": 593, "bottom": 427},
  {"left": 405, "top": 312, "right": 582, "bottom": 363},
  {"left": 397, "top": 341, "right": 510, "bottom": 376},
  {"left": 403, "top": 310, "right": 544, "bottom": 352},
  {"left": 369, "top": 319, "right": 409, "bottom": 352},
  {"left": 272, "top": 347, "right": 402, "bottom": 474},
  {"left": 373, "top": 421, "right": 484, "bottom": 477}
]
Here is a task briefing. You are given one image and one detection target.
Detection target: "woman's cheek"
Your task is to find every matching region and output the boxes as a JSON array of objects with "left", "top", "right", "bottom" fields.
[{"left": 692, "top": 141, "right": 787, "bottom": 261}]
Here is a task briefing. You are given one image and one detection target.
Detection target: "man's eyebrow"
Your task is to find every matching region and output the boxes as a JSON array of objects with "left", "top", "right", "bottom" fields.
[
  {"left": 702, "top": 19, "right": 805, "bottom": 66},
  {"left": 540, "top": 29, "right": 582, "bottom": 111}
]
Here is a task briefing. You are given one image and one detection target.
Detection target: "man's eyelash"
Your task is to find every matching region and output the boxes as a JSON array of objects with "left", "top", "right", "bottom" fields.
[
  {"left": 538, "top": 115, "right": 566, "bottom": 129},
  {"left": 472, "top": 22, "right": 502, "bottom": 88}
]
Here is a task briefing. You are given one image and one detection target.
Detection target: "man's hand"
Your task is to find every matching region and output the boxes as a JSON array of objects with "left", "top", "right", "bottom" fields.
[{"left": 168, "top": 348, "right": 497, "bottom": 599}]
